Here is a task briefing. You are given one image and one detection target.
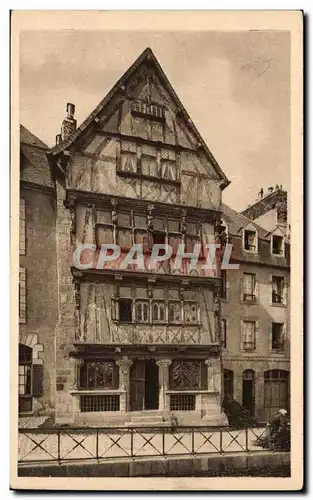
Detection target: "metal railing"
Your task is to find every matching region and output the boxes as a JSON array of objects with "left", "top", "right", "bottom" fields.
[{"left": 18, "top": 425, "right": 270, "bottom": 465}]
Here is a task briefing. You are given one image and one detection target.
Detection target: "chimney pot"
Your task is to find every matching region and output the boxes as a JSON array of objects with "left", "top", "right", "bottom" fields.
[
  {"left": 66, "top": 102, "right": 75, "bottom": 119},
  {"left": 61, "top": 102, "right": 77, "bottom": 141},
  {"left": 56, "top": 134, "right": 62, "bottom": 146}
]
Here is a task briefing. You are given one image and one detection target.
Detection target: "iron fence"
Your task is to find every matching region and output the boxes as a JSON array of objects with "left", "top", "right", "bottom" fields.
[{"left": 18, "top": 424, "right": 270, "bottom": 465}]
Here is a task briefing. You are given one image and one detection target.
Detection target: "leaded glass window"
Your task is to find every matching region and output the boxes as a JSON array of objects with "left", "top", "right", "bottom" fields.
[
  {"left": 80, "top": 361, "right": 118, "bottom": 389},
  {"left": 152, "top": 301, "right": 165, "bottom": 322},
  {"left": 184, "top": 302, "right": 198, "bottom": 324},
  {"left": 170, "top": 360, "right": 202, "bottom": 390},
  {"left": 169, "top": 301, "right": 181, "bottom": 324},
  {"left": 135, "top": 300, "right": 149, "bottom": 323}
]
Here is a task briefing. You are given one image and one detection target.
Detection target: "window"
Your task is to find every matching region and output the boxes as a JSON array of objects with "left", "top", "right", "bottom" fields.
[
  {"left": 131, "top": 101, "right": 164, "bottom": 120},
  {"left": 242, "top": 321, "right": 256, "bottom": 350},
  {"left": 112, "top": 285, "right": 199, "bottom": 326},
  {"left": 119, "top": 298, "right": 132, "bottom": 322},
  {"left": 152, "top": 301, "right": 165, "bottom": 322},
  {"left": 80, "top": 361, "right": 118, "bottom": 389},
  {"left": 170, "top": 394, "right": 195, "bottom": 411},
  {"left": 80, "top": 395, "right": 120, "bottom": 412},
  {"left": 243, "top": 273, "right": 256, "bottom": 302},
  {"left": 19, "top": 344, "right": 32, "bottom": 413},
  {"left": 169, "top": 301, "right": 181, "bottom": 323},
  {"left": 20, "top": 198, "right": 26, "bottom": 255},
  {"left": 272, "top": 276, "right": 285, "bottom": 304},
  {"left": 272, "top": 323, "right": 284, "bottom": 350},
  {"left": 220, "top": 319, "right": 227, "bottom": 348},
  {"left": 220, "top": 270, "right": 227, "bottom": 299},
  {"left": 272, "top": 235, "right": 284, "bottom": 256},
  {"left": 184, "top": 302, "right": 199, "bottom": 324},
  {"left": 19, "top": 267, "right": 26, "bottom": 323},
  {"left": 135, "top": 300, "right": 150, "bottom": 323},
  {"left": 170, "top": 360, "right": 206, "bottom": 390},
  {"left": 244, "top": 229, "right": 257, "bottom": 252}
]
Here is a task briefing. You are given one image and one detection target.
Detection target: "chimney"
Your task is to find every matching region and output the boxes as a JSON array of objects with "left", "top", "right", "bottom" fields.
[
  {"left": 55, "top": 134, "right": 62, "bottom": 146},
  {"left": 61, "top": 102, "right": 77, "bottom": 141},
  {"left": 268, "top": 186, "right": 274, "bottom": 194},
  {"left": 258, "top": 187, "right": 264, "bottom": 200}
]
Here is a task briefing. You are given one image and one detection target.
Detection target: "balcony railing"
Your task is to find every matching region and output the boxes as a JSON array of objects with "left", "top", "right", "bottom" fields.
[{"left": 18, "top": 425, "right": 270, "bottom": 465}]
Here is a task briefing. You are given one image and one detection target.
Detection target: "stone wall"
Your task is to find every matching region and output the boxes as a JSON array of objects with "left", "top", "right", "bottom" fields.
[{"left": 19, "top": 186, "right": 58, "bottom": 413}]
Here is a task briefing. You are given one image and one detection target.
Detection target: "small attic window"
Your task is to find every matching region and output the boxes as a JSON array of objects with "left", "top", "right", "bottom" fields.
[
  {"left": 272, "top": 235, "right": 284, "bottom": 256},
  {"left": 131, "top": 101, "right": 164, "bottom": 121},
  {"left": 243, "top": 229, "right": 257, "bottom": 252}
]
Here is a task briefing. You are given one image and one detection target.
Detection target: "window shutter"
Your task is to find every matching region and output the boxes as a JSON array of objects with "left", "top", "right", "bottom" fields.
[
  {"left": 283, "top": 278, "right": 288, "bottom": 305},
  {"left": 255, "top": 276, "right": 259, "bottom": 301},
  {"left": 255, "top": 320, "right": 260, "bottom": 350},
  {"left": 32, "top": 364, "right": 43, "bottom": 397}
]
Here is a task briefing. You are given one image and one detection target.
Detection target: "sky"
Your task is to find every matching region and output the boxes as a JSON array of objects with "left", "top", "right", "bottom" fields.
[{"left": 20, "top": 30, "right": 290, "bottom": 212}]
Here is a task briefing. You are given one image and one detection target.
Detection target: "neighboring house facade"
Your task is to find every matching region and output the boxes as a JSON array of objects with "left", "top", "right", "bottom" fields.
[
  {"left": 45, "top": 47, "right": 229, "bottom": 426},
  {"left": 19, "top": 125, "right": 58, "bottom": 416},
  {"left": 220, "top": 189, "right": 290, "bottom": 422}
]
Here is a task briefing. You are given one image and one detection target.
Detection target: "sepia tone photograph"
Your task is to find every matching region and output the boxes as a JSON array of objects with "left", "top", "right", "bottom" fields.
[{"left": 11, "top": 10, "right": 303, "bottom": 491}]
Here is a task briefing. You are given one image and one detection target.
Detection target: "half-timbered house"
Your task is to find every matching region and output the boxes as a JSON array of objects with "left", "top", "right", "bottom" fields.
[{"left": 47, "top": 47, "right": 230, "bottom": 426}]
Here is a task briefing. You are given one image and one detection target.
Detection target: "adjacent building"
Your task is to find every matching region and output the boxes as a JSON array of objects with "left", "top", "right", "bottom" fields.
[
  {"left": 220, "top": 187, "right": 290, "bottom": 422},
  {"left": 19, "top": 125, "right": 58, "bottom": 416}
]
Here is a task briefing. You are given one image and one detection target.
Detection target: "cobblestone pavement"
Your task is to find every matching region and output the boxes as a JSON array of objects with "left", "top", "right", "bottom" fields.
[{"left": 18, "top": 427, "right": 267, "bottom": 463}]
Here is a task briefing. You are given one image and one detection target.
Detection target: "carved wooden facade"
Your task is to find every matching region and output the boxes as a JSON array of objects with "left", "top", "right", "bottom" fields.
[{"left": 49, "top": 48, "right": 230, "bottom": 425}]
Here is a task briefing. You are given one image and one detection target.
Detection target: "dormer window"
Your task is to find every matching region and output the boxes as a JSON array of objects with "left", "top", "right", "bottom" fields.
[
  {"left": 272, "top": 235, "right": 284, "bottom": 256},
  {"left": 243, "top": 229, "right": 257, "bottom": 252}
]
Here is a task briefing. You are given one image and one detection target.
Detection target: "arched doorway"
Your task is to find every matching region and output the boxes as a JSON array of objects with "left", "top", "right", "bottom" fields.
[
  {"left": 223, "top": 369, "right": 234, "bottom": 399},
  {"left": 19, "top": 344, "right": 33, "bottom": 413},
  {"left": 264, "top": 369, "right": 290, "bottom": 421},
  {"left": 242, "top": 369, "right": 255, "bottom": 416}
]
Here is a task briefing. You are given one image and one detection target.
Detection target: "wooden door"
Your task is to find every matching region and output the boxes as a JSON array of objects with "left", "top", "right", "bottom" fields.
[{"left": 130, "top": 360, "right": 145, "bottom": 411}]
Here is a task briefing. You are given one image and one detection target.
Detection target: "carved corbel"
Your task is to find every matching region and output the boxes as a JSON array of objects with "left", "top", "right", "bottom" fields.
[
  {"left": 147, "top": 204, "right": 154, "bottom": 232},
  {"left": 74, "top": 280, "right": 81, "bottom": 341},
  {"left": 111, "top": 199, "right": 118, "bottom": 225},
  {"left": 72, "top": 269, "right": 83, "bottom": 279},
  {"left": 180, "top": 209, "right": 187, "bottom": 236}
]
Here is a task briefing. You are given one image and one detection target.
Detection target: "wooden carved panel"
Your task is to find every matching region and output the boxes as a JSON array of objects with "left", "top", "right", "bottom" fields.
[{"left": 116, "top": 176, "right": 139, "bottom": 198}]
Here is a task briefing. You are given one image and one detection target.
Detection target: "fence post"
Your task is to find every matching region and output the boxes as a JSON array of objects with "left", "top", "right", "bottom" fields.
[
  {"left": 162, "top": 427, "right": 165, "bottom": 457},
  {"left": 96, "top": 429, "right": 99, "bottom": 461},
  {"left": 246, "top": 427, "right": 249, "bottom": 452},
  {"left": 191, "top": 427, "right": 195, "bottom": 455},
  {"left": 130, "top": 428, "right": 133, "bottom": 458},
  {"left": 57, "top": 430, "right": 61, "bottom": 465},
  {"left": 220, "top": 428, "right": 223, "bottom": 453}
]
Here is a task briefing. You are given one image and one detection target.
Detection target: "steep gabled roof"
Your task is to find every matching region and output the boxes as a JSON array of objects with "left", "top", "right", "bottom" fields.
[
  {"left": 20, "top": 124, "right": 48, "bottom": 149},
  {"left": 49, "top": 47, "right": 230, "bottom": 188},
  {"left": 20, "top": 125, "right": 53, "bottom": 188},
  {"left": 222, "top": 203, "right": 270, "bottom": 241}
]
